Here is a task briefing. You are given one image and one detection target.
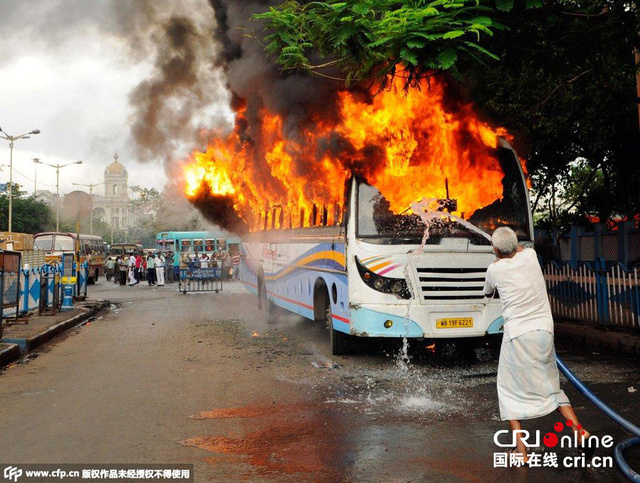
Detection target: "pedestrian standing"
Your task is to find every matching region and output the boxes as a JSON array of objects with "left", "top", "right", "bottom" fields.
[
  {"left": 483, "top": 227, "right": 589, "bottom": 462},
  {"left": 127, "top": 254, "right": 137, "bottom": 285},
  {"left": 113, "top": 257, "right": 120, "bottom": 284},
  {"left": 155, "top": 253, "right": 165, "bottom": 286},
  {"left": 147, "top": 254, "right": 156, "bottom": 286},
  {"left": 166, "top": 252, "right": 175, "bottom": 283},
  {"left": 231, "top": 251, "right": 241, "bottom": 280},
  {"left": 118, "top": 257, "right": 127, "bottom": 286},
  {"left": 222, "top": 252, "right": 232, "bottom": 281},
  {"left": 135, "top": 254, "right": 143, "bottom": 282},
  {"left": 106, "top": 257, "right": 115, "bottom": 281},
  {"left": 200, "top": 253, "right": 209, "bottom": 269}
]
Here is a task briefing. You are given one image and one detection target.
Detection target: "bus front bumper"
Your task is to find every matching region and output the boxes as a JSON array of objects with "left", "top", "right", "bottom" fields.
[{"left": 347, "top": 302, "right": 503, "bottom": 338}]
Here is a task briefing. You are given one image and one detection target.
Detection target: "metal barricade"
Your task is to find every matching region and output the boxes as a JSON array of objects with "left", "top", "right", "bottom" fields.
[
  {"left": 178, "top": 265, "right": 223, "bottom": 294},
  {"left": 38, "top": 269, "right": 61, "bottom": 315},
  {"left": 1, "top": 250, "right": 22, "bottom": 334}
]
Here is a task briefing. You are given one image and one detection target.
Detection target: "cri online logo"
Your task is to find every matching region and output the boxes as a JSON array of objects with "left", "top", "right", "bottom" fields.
[
  {"left": 4, "top": 466, "right": 23, "bottom": 482},
  {"left": 494, "top": 420, "right": 614, "bottom": 449}
]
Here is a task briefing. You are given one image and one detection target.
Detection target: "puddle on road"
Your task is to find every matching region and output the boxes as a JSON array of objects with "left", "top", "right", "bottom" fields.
[
  {"left": 318, "top": 361, "right": 499, "bottom": 421},
  {"left": 399, "top": 394, "right": 446, "bottom": 412},
  {"left": 180, "top": 363, "right": 500, "bottom": 478},
  {"left": 181, "top": 401, "right": 349, "bottom": 479},
  {"left": 188, "top": 402, "right": 316, "bottom": 421},
  {"left": 180, "top": 396, "right": 499, "bottom": 480}
]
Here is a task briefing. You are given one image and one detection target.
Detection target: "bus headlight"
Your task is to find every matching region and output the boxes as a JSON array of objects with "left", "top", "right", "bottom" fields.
[{"left": 355, "top": 256, "right": 411, "bottom": 299}]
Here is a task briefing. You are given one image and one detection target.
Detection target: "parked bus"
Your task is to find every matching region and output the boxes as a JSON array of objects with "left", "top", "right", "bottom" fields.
[
  {"left": 156, "top": 231, "right": 241, "bottom": 266},
  {"left": 240, "top": 140, "right": 533, "bottom": 355},
  {"left": 33, "top": 232, "right": 106, "bottom": 284},
  {"left": 109, "top": 243, "right": 143, "bottom": 257}
]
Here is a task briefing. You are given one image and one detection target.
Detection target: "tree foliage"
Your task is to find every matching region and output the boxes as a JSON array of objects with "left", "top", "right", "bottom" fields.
[
  {"left": 0, "top": 188, "right": 54, "bottom": 233},
  {"left": 459, "top": 0, "right": 640, "bottom": 227},
  {"left": 254, "top": 0, "right": 514, "bottom": 87}
]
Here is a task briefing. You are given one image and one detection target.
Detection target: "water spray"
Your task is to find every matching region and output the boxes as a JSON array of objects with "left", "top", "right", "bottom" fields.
[{"left": 556, "top": 356, "right": 640, "bottom": 481}]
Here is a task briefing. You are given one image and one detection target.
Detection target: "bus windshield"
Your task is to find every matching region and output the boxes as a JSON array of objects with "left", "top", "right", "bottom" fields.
[
  {"left": 357, "top": 146, "right": 530, "bottom": 244},
  {"left": 34, "top": 235, "right": 75, "bottom": 251}
]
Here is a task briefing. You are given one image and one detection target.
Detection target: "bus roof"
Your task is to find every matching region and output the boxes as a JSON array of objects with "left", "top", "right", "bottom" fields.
[
  {"left": 156, "top": 231, "right": 241, "bottom": 242},
  {"left": 34, "top": 232, "right": 104, "bottom": 241}
]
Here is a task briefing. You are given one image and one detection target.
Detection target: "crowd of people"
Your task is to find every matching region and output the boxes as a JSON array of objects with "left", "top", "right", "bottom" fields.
[
  {"left": 178, "top": 250, "right": 240, "bottom": 280},
  {"left": 104, "top": 249, "right": 241, "bottom": 286}
]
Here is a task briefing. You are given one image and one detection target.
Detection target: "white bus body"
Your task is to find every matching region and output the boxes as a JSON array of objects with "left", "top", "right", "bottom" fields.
[{"left": 240, "top": 140, "right": 533, "bottom": 354}]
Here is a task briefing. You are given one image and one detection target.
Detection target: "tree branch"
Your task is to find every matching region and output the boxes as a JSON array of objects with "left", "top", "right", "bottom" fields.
[
  {"left": 559, "top": 7, "right": 610, "bottom": 18},
  {"left": 535, "top": 68, "right": 594, "bottom": 111}
]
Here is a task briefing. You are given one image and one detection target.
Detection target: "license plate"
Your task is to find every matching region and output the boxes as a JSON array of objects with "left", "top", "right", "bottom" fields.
[{"left": 436, "top": 317, "right": 474, "bottom": 329}]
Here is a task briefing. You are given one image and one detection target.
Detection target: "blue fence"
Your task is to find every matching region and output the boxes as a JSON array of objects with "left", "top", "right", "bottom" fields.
[
  {"left": 537, "top": 221, "right": 640, "bottom": 267},
  {"left": 543, "top": 259, "right": 640, "bottom": 332},
  {"left": 1, "top": 261, "right": 90, "bottom": 318}
]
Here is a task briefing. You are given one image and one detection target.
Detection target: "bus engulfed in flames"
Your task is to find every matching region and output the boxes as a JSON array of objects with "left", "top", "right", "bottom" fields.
[{"left": 183, "top": 77, "right": 522, "bottom": 234}]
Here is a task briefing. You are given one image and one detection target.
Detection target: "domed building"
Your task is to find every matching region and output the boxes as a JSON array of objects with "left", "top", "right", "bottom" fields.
[{"left": 92, "top": 153, "right": 133, "bottom": 229}]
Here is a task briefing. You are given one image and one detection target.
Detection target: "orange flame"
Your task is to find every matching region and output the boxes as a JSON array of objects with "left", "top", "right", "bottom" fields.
[{"left": 183, "top": 76, "right": 521, "bottom": 231}]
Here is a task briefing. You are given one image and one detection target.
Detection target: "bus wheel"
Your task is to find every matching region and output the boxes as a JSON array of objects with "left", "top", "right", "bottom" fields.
[{"left": 326, "top": 299, "right": 351, "bottom": 356}]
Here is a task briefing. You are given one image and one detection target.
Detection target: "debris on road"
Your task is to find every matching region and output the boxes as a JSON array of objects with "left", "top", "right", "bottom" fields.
[{"left": 311, "top": 361, "right": 340, "bottom": 369}]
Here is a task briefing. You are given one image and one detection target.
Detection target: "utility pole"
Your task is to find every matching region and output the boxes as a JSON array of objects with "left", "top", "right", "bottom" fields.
[
  {"left": 34, "top": 159, "right": 83, "bottom": 231},
  {"left": 72, "top": 181, "right": 104, "bottom": 235},
  {"left": 0, "top": 127, "right": 41, "bottom": 231},
  {"left": 32, "top": 158, "right": 38, "bottom": 197}
]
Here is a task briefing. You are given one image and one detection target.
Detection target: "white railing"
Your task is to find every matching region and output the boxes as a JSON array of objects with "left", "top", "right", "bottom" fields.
[{"left": 543, "top": 260, "right": 640, "bottom": 331}]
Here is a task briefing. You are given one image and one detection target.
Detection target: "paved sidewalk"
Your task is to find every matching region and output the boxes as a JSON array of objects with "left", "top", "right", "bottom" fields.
[
  {"left": 555, "top": 319, "right": 640, "bottom": 356},
  {"left": 0, "top": 300, "right": 107, "bottom": 366}
]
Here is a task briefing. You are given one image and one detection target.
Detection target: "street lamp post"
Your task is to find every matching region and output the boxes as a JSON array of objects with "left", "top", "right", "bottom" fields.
[
  {"left": 72, "top": 181, "right": 103, "bottom": 235},
  {"left": 0, "top": 127, "right": 41, "bottom": 232},
  {"left": 33, "top": 159, "right": 83, "bottom": 231},
  {"left": 32, "top": 158, "right": 39, "bottom": 197}
]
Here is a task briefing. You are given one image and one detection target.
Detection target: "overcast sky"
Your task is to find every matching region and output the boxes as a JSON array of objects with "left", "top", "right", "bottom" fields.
[{"left": 0, "top": 0, "right": 233, "bottom": 198}]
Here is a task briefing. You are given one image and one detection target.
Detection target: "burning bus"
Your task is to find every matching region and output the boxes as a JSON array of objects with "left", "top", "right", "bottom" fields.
[{"left": 183, "top": 77, "right": 533, "bottom": 354}]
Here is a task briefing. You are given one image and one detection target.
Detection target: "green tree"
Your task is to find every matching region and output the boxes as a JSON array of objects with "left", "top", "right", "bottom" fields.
[
  {"left": 459, "top": 0, "right": 640, "bottom": 226},
  {"left": 128, "top": 186, "right": 164, "bottom": 247},
  {"left": 254, "top": 0, "right": 516, "bottom": 87},
  {"left": 0, "top": 186, "right": 54, "bottom": 233}
]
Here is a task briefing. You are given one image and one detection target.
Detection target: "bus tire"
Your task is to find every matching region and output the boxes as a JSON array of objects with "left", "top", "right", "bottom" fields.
[{"left": 325, "top": 294, "right": 351, "bottom": 356}]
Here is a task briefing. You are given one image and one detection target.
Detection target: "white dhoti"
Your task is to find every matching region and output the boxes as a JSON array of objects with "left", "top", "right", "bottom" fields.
[
  {"left": 497, "top": 329, "right": 570, "bottom": 421},
  {"left": 156, "top": 266, "right": 165, "bottom": 286}
]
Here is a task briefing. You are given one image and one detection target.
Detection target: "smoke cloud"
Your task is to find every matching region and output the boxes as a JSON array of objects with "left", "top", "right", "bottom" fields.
[
  {"left": 120, "top": 0, "right": 231, "bottom": 164},
  {"left": 178, "top": 0, "right": 355, "bottom": 231}
]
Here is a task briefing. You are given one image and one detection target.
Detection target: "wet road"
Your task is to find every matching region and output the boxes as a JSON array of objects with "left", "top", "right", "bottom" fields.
[{"left": 1, "top": 280, "right": 639, "bottom": 482}]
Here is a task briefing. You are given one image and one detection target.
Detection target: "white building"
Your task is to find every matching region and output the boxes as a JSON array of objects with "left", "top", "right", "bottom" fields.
[
  {"left": 92, "top": 153, "right": 133, "bottom": 229},
  {"left": 35, "top": 153, "right": 135, "bottom": 229}
]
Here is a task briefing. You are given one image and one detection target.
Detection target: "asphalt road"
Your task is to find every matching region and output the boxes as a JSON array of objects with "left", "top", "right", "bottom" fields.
[{"left": 1, "top": 279, "right": 639, "bottom": 482}]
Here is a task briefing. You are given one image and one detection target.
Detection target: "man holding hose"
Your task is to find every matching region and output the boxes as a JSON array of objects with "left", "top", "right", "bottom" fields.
[{"left": 483, "top": 227, "right": 590, "bottom": 462}]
